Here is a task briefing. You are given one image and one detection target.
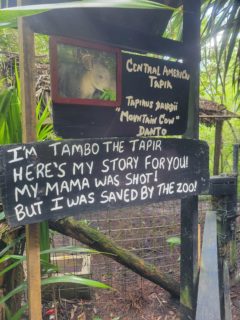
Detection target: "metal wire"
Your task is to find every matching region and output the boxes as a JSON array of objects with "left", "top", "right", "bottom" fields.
[{"left": 49, "top": 199, "right": 215, "bottom": 298}]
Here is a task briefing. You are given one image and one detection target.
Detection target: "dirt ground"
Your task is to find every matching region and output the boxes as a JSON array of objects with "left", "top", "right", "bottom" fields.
[
  {"left": 231, "top": 282, "right": 240, "bottom": 320},
  {"left": 43, "top": 201, "right": 240, "bottom": 319},
  {"left": 85, "top": 281, "right": 180, "bottom": 320},
  {"left": 43, "top": 280, "right": 180, "bottom": 320}
]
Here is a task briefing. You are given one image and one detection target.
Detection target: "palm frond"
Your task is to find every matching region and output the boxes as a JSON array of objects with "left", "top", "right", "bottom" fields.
[
  {"left": 0, "top": 0, "right": 176, "bottom": 28},
  {"left": 201, "top": 0, "right": 240, "bottom": 102}
]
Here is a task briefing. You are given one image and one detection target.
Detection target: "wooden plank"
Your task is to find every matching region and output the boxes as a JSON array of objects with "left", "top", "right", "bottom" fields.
[
  {"left": 180, "top": 196, "right": 199, "bottom": 319},
  {"left": 198, "top": 223, "right": 201, "bottom": 269},
  {"left": 18, "top": 17, "right": 42, "bottom": 320},
  {"left": 223, "top": 260, "right": 233, "bottom": 320},
  {"left": 195, "top": 211, "right": 221, "bottom": 320},
  {"left": 51, "top": 254, "right": 91, "bottom": 275},
  {"left": 26, "top": 8, "right": 187, "bottom": 60},
  {"left": 51, "top": 46, "right": 191, "bottom": 139},
  {"left": 0, "top": 138, "right": 209, "bottom": 227},
  {"left": 213, "top": 120, "right": 223, "bottom": 175},
  {"left": 25, "top": 224, "right": 41, "bottom": 320},
  {"left": 199, "top": 115, "right": 240, "bottom": 118},
  {"left": 18, "top": 19, "right": 36, "bottom": 142},
  {"left": 180, "top": 1, "right": 201, "bottom": 319},
  {"left": 233, "top": 144, "right": 239, "bottom": 174},
  {"left": 182, "top": 0, "right": 201, "bottom": 138}
]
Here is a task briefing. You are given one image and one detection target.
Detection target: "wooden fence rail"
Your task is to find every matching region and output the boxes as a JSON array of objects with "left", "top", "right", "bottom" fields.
[
  {"left": 196, "top": 211, "right": 221, "bottom": 320},
  {"left": 196, "top": 210, "right": 233, "bottom": 320}
]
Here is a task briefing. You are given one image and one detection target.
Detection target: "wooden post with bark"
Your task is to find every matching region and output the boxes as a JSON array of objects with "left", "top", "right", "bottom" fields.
[
  {"left": 18, "top": 17, "right": 42, "bottom": 320},
  {"left": 181, "top": 1, "right": 201, "bottom": 319},
  {"left": 213, "top": 120, "right": 224, "bottom": 175}
]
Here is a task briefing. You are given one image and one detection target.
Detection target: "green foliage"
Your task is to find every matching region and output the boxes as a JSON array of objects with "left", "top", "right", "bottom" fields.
[
  {"left": 41, "top": 246, "right": 100, "bottom": 255},
  {"left": 0, "top": 87, "right": 22, "bottom": 144},
  {"left": 163, "top": 6, "right": 183, "bottom": 41},
  {"left": 201, "top": 0, "right": 240, "bottom": 101},
  {"left": 200, "top": 1, "right": 240, "bottom": 174},
  {"left": 0, "top": 239, "right": 111, "bottom": 319},
  {"left": 1, "top": 273, "right": 110, "bottom": 319},
  {"left": 0, "top": 66, "right": 56, "bottom": 320},
  {"left": 0, "top": 61, "right": 22, "bottom": 144},
  {"left": 166, "top": 236, "right": 181, "bottom": 253},
  {"left": 0, "top": 282, "right": 27, "bottom": 306},
  {"left": 0, "top": 211, "right": 5, "bottom": 220},
  {"left": 36, "top": 98, "right": 53, "bottom": 141},
  {"left": 0, "top": 0, "right": 175, "bottom": 28},
  {"left": 39, "top": 221, "right": 50, "bottom": 266},
  {"left": 41, "top": 274, "right": 110, "bottom": 289},
  {"left": 0, "top": 49, "right": 55, "bottom": 320},
  {"left": 200, "top": 0, "right": 240, "bottom": 112},
  {"left": 199, "top": 124, "right": 215, "bottom": 174},
  {"left": 0, "top": 28, "right": 18, "bottom": 52},
  {"left": 7, "top": 304, "right": 28, "bottom": 320},
  {"left": 200, "top": 121, "right": 240, "bottom": 177},
  {"left": 0, "top": 61, "right": 53, "bottom": 144},
  {"left": 100, "top": 89, "right": 116, "bottom": 101}
]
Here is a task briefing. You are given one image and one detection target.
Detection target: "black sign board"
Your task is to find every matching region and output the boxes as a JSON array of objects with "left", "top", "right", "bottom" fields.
[
  {"left": 51, "top": 37, "right": 190, "bottom": 139},
  {"left": 0, "top": 138, "right": 209, "bottom": 227}
]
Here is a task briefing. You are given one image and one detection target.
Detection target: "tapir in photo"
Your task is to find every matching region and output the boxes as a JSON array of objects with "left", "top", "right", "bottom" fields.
[{"left": 58, "top": 54, "right": 115, "bottom": 99}]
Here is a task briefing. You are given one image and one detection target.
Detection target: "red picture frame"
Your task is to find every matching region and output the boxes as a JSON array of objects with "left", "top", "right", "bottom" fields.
[{"left": 50, "top": 36, "right": 122, "bottom": 107}]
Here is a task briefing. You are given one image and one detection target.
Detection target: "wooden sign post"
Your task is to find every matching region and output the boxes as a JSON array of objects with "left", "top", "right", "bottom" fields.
[
  {"left": 180, "top": 1, "right": 201, "bottom": 319},
  {"left": 18, "top": 17, "right": 42, "bottom": 320},
  {"left": 0, "top": 2, "right": 204, "bottom": 319}
]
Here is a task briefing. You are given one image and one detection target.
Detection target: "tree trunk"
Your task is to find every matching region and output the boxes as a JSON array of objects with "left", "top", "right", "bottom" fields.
[
  {"left": 49, "top": 217, "right": 180, "bottom": 297},
  {"left": 213, "top": 120, "right": 223, "bottom": 175}
]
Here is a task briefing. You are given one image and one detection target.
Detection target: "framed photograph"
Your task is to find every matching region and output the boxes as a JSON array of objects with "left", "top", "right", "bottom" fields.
[{"left": 50, "top": 37, "right": 122, "bottom": 106}]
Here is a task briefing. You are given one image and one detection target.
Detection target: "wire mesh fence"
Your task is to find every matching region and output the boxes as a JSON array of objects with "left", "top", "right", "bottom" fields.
[
  {"left": 50, "top": 198, "right": 214, "bottom": 296},
  {"left": 46, "top": 196, "right": 240, "bottom": 319}
]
